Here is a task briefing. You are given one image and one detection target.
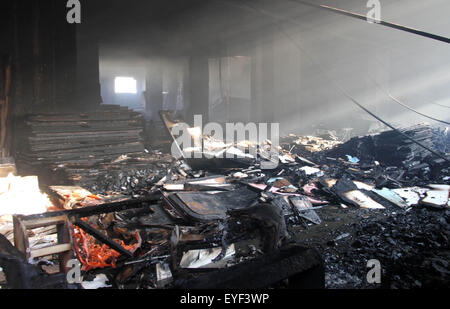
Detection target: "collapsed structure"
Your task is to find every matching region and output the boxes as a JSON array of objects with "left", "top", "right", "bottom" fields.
[
  {"left": 0, "top": 0, "right": 449, "bottom": 290},
  {"left": 0, "top": 112, "right": 448, "bottom": 288}
]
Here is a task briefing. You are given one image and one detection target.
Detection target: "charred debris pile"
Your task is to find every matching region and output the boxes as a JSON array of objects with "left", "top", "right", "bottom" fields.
[
  {"left": 324, "top": 206, "right": 450, "bottom": 289},
  {"left": 0, "top": 118, "right": 449, "bottom": 289}
]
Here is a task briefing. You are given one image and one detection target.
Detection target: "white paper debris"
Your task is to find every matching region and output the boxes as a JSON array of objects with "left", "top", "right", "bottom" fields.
[
  {"left": 81, "top": 274, "right": 112, "bottom": 289},
  {"left": 299, "top": 166, "right": 324, "bottom": 176},
  {"left": 180, "top": 244, "right": 235, "bottom": 269}
]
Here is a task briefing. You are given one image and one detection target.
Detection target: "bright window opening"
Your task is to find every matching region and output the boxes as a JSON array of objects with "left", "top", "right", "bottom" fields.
[{"left": 115, "top": 77, "right": 137, "bottom": 94}]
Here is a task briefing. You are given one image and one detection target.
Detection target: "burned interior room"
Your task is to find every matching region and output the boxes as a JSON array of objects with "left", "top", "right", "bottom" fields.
[{"left": 0, "top": 0, "right": 449, "bottom": 291}]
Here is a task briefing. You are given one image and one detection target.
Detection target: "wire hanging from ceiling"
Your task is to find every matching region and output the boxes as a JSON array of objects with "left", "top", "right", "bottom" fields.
[
  {"left": 217, "top": 0, "right": 450, "bottom": 163},
  {"left": 287, "top": 0, "right": 450, "bottom": 44}
]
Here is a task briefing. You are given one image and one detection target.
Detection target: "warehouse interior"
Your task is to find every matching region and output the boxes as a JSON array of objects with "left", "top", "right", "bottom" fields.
[{"left": 0, "top": 0, "right": 449, "bottom": 290}]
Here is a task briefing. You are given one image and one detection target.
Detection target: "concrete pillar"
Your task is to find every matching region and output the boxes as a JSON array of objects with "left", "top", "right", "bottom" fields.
[
  {"left": 274, "top": 35, "right": 302, "bottom": 134},
  {"left": 187, "top": 56, "right": 209, "bottom": 125},
  {"left": 145, "top": 60, "right": 163, "bottom": 121},
  {"left": 164, "top": 63, "right": 178, "bottom": 111},
  {"left": 251, "top": 36, "right": 275, "bottom": 125}
]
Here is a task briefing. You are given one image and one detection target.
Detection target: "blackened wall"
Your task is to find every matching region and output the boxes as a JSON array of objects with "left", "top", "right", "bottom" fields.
[{"left": 1, "top": 0, "right": 78, "bottom": 117}]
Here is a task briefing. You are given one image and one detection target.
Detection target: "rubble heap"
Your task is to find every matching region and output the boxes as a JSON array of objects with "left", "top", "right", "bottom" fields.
[
  {"left": 327, "top": 123, "right": 434, "bottom": 167},
  {"left": 1, "top": 120, "right": 449, "bottom": 289},
  {"left": 324, "top": 208, "right": 450, "bottom": 288}
]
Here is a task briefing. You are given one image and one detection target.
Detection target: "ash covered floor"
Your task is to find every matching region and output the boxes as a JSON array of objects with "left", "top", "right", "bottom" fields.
[
  {"left": 292, "top": 206, "right": 450, "bottom": 288},
  {"left": 1, "top": 120, "right": 449, "bottom": 289}
]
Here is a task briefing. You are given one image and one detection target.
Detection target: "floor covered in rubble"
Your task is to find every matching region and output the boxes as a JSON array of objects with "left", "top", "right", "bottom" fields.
[
  {"left": 1, "top": 123, "right": 448, "bottom": 289},
  {"left": 1, "top": 1, "right": 450, "bottom": 291},
  {"left": 2, "top": 189, "right": 449, "bottom": 289}
]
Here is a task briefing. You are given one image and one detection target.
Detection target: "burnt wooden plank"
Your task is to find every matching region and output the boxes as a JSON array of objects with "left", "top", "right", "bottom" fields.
[
  {"left": 17, "top": 194, "right": 160, "bottom": 220},
  {"left": 73, "top": 217, "right": 133, "bottom": 258}
]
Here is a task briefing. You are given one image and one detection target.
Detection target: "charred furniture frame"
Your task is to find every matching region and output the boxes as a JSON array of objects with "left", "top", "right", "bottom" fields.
[{"left": 10, "top": 195, "right": 160, "bottom": 277}]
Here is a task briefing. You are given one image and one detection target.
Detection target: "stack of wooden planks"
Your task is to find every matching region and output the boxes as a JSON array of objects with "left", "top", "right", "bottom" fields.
[{"left": 16, "top": 105, "right": 145, "bottom": 182}]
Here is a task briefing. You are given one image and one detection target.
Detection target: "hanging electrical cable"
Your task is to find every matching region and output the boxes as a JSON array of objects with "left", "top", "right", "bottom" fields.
[
  {"left": 220, "top": 0, "right": 450, "bottom": 114},
  {"left": 367, "top": 77, "right": 450, "bottom": 125},
  {"left": 259, "top": 0, "right": 450, "bottom": 114},
  {"left": 388, "top": 94, "right": 450, "bottom": 125},
  {"left": 279, "top": 25, "right": 450, "bottom": 162},
  {"left": 287, "top": 0, "right": 450, "bottom": 44},
  {"left": 431, "top": 102, "right": 450, "bottom": 109},
  {"left": 279, "top": 24, "right": 450, "bottom": 162},
  {"left": 216, "top": 0, "right": 450, "bottom": 163}
]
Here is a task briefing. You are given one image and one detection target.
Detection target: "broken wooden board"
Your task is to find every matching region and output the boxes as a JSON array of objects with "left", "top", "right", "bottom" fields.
[
  {"left": 341, "top": 190, "right": 385, "bottom": 209},
  {"left": 320, "top": 178, "right": 375, "bottom": 191},
  {"left": 372, "top": 188, "right": 409, "bottom": 209},
  {"left": 392, "top": 187, "right": 429, "bottom": 207},
  {"left": 421, "top": 190, "right": 449, "bottom": 209}
]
